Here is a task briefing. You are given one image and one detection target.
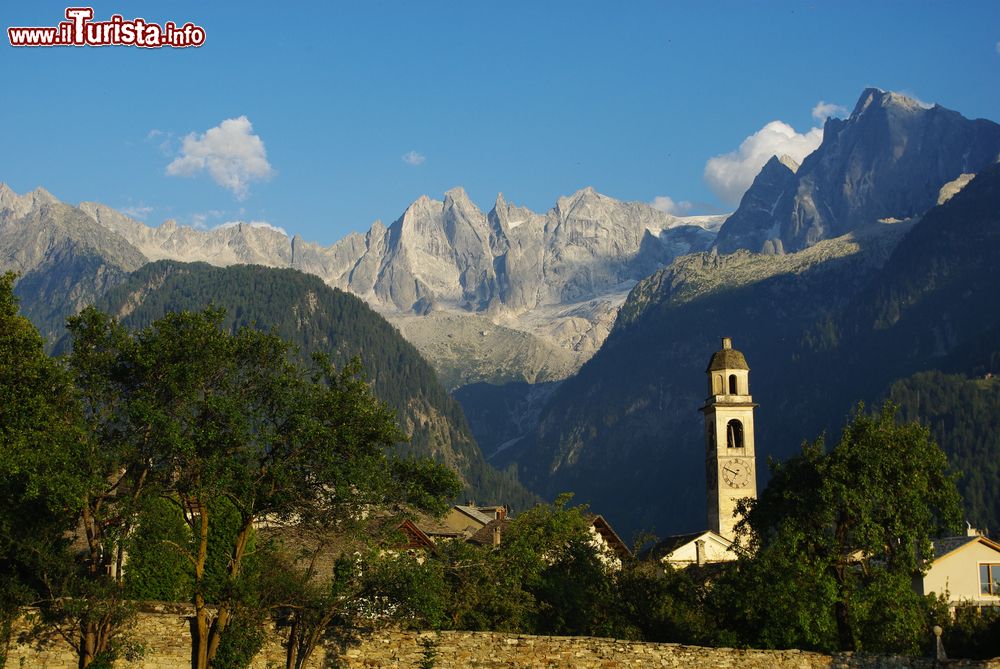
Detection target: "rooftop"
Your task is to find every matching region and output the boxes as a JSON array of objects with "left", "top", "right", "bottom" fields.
[{"left": 706, "top": 336, "right": 749, "bottom": 372}]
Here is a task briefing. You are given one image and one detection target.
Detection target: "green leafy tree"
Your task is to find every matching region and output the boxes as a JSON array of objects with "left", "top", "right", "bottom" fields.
[
  {"left": 63, "top": 304, "right": 460, "bottom": 669},
  {"left": 0, "top": 271, "right": 84, "bottom": 657},
  {"left": 123, "top": 497, "right": 193, "bottom": 602},
  {"left": 729, "top": 403, "right": 963, "bottom": 653},
  {"left": 503, "top": 495, "right": 627, "bottom": 637},
  {"left": 268, "top": 466, "right": 459, "bottom": 669},
  {"left": 614, "top": 556, "right": 711, "bottom": 645},
  {"left": 1, "top": 273, "right": 145, "bottom": 668},
  {"left": 362, "top": 495, "right": 629, "bottom": 638}
]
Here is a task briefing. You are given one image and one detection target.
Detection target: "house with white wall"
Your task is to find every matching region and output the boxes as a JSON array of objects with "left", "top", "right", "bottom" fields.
[{"left": 916, "top": 528, "right": 1000, "bottom": 607}]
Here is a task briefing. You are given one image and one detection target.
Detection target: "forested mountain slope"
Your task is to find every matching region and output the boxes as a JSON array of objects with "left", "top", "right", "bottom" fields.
[
  {"left": 510, "top": 164, "right": 1000, "bottom": 539},
  {"left": 75, "top": 261, "right": 538, "bottom": 511}
]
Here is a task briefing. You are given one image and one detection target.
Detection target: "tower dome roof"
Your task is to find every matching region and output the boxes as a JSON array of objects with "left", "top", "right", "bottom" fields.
[{"left": 706, "top": 337, "right": 749, "bottom": 373}]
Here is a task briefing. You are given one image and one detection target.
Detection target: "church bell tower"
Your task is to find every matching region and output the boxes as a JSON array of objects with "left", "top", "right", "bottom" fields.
[{"left": 701, "top": 337, "right": 758, "bottom": 539}]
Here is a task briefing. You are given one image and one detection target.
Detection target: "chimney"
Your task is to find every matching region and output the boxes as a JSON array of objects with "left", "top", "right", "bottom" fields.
[
  {"left": 721, "top": 337, "right": 732, "bottom": 350},
  {"left": 966, "top": 521, "right": 981, "bottom": 537},
  {"left": 695, "top": 539, "right": 706, "bottom": 566},
  {"left": 492, "top": 524, "right": 501, "bottom": 547}
]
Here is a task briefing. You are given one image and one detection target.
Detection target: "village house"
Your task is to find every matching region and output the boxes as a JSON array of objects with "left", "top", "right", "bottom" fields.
[
  {"left": 398, "top": 504, "right": 631, "bottom": 566},
  {"left": 917, "top": 526, "right": 1000, "bottom": 608}
]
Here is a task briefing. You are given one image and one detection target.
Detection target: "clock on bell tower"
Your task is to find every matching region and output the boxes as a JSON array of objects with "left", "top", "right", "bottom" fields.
[{"left": 700, "top": 337, "right": 758, "bottom": 539}]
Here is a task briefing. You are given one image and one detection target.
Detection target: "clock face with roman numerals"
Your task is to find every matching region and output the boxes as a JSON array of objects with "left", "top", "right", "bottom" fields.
[{"left": 722, "top": 458, "right": 752, "bottom": 488}]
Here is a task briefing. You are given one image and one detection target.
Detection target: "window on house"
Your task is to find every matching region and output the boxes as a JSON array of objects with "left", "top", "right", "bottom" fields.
[
  {"left": 726, "top": 419, "right": 744, "bottom": 449},
  {"left": 728, "top": 374, "right": 738, "bottom": 394},
  {"left": 981, "top": 564, "right": 1000, "bottom": 595}
]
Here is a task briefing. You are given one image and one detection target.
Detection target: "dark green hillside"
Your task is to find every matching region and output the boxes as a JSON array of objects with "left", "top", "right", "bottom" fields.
[
  {"left": 518, "top": 164, "right": 1000, "bottom": 540},
  {"left": 524, "top": 240, "right": 885, "bottom": 538},
  {"left": 78, "top": 260, "right": 536, "bottom": 510},
  {"left": 888, "top": 371, "right": 1000, "bottom": 532}
]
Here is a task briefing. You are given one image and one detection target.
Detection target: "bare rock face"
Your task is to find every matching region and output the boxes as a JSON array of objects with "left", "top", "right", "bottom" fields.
[
  {"left": 80, "top": 202, "right": 296, "bottom": 268},
  {"left": 6, "top": 182, "right": 719, "bottom": 384},
  {"left": 336, "top": 187, "right": 718, "bottom": 380},
  {"left": 0, "top": 189, "right": 145, "bottom": 281},
  {"left": 713, "top": 155, "right": 799, "bottom": 255},
  {"left": 0, "top": 188, "right": 148, "bottom": 341},
  {"left": 715, "top": 88, "right": 1000, "bottom": 254}
]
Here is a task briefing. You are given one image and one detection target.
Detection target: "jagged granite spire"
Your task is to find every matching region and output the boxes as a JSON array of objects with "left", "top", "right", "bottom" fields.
[{"left": 715, "top": 88, "right": 1000, "bottom": 254}]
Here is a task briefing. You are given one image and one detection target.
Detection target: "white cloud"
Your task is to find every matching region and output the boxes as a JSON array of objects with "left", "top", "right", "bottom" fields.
[
  {"left": 216, "top": 220, "right": 288, "bottom": 237},
  {"left": 120, "top": 204, "right": 153, "bottom": 219},
  {"left": 166, "top": 116, "right": 274, "bottom": 199},
  {"left": 146, "top": 128, "right": 176, "bottom": 156},
  {"left": 811, "top": 101, "right": 848, "bottom": 122},
  {"left": 189, "top": 209, "right": 225, "bottom": 230},
  {"left": 704, "top": 120, "right": 823, "bottom": 206},
  {"left": 402, "top": 150, "right": 426, "bottom": 166},
  {"left": 996, "top": 41, "right": 1000, "bottom": 54},
  {"left": 650, "top": 195, "right": 693, "bottom": 215}
]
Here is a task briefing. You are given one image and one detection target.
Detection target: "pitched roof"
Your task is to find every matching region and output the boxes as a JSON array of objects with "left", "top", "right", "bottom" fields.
[
  {"left": 933, "top": 534, "right": 1000, "bottom": 561},
  {"left": 641, "top": 532, "right": 707, "bottom": 560},
  {"left": 453, "top": 505, "right": 494, "bottom": 526},
  {"left": 639, "top": 530, "right": 734, "bottom": 561},
  {"left": 590, "top": 515, "right": 632, "bottom": 559},
  {"left": 398, "top": 519, "right": 437, "bottom": 552}
]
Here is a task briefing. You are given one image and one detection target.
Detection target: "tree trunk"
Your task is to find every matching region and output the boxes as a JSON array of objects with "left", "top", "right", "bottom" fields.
[
  {"left": 832, "top": 563, "right": 855, "bottom": 651},
  {"left": 206, "top": 605, "right": 230, "bottom": 663},
  {"left": 79, "top": 622, "right": 96, "bottom": 669},
  {"left": 191, "top": 499, "right": 211, "bottom": 669},
  {"left": 834, "top": 599, "right": 854, "bottom": 651},
  {"left": 192, "top": 593, "right": 211, "bottom": 669},
  {"left": 203, "top": 518, "right": 254, "bottom": 664},
  {"left": 285, "top": 617, "right": 300, "bottom": 669},
  {"left": 297, "top": 625, "right": 324, "bottom": 669}
]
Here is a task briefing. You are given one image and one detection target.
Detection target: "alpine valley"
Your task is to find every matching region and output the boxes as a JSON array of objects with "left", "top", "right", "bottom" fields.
[{"left": 4, "top": 88, "right": 1000, "bottom": 539}]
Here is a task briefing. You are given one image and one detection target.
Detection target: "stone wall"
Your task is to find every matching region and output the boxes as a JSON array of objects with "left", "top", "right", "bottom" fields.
[
  {"left": 338, "top": 631, "right": 1000, "bottom": 669},
  {"left": 7, "top": 611, "right": 1000, "bottom": 669}
]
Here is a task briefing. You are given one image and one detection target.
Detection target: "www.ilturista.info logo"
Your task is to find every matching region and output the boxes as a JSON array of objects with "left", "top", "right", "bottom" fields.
[{"left": 8, "top": 7, "right": 205, "bottom": 48}]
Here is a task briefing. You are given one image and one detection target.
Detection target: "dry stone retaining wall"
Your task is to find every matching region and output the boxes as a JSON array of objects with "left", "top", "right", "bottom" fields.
[{"left": 7, "top": 611, "right": 1000, "bottom": 668}]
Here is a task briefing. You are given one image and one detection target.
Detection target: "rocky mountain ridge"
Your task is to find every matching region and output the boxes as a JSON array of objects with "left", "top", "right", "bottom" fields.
[
  {"left": 715, "top": 88, "right": 1000, "bottom": 254},
  {"left": 493, "top": 162, "right": 1000, "bottom": 539},
  {"left": 5, "top": 183, "right": 723, "bottom": 385}
]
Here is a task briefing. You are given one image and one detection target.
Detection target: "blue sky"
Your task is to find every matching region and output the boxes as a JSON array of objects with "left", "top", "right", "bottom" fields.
[{"left": 2, "top": 1, "right": 999, "bottom": 245}]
